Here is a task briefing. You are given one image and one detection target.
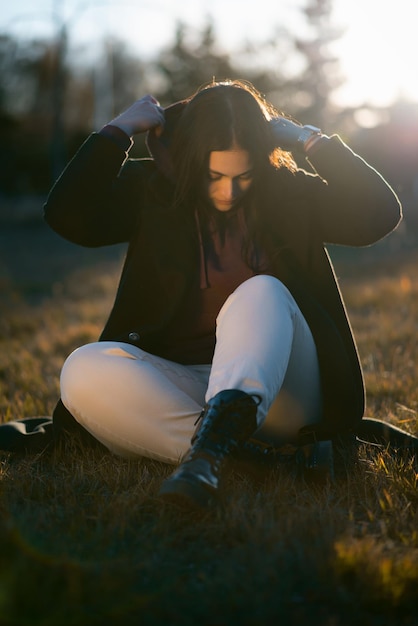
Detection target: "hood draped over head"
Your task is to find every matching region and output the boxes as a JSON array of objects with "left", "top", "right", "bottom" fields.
[
  {"left": 145, "top": 100, "right": 187, "bottom": 181},
  {"left": 145, "top": 81, "right": 297, "bottom": 205}
]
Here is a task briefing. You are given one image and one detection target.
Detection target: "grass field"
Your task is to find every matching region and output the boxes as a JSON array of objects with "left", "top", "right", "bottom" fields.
[{"left": 0, "top": 221, "right": 417, "bottom": 625}]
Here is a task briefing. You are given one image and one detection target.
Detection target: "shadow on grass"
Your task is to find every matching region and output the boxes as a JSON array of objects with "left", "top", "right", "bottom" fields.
[{"left": 0, "top": 438, "right": 417, "bottom": 625}]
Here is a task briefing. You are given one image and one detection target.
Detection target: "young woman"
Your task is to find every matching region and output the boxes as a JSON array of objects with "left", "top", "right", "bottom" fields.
[{"left": 40, "top": 79, "right": 401, "bottom": 508}]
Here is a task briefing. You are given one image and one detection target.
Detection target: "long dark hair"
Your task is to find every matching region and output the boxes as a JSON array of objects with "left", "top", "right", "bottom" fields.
[
  {"left": 170, "top": 79, "right": 296, "bottom": 210},
  {"left": 169, "top": 79, "right": 297, "bottom": 269}
]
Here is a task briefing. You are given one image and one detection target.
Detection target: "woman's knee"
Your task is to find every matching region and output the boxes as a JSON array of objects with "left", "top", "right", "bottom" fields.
[
  {"left": 61, "top": 341, "right": 103, "bottom": 385},
  {"left": 218, "top": 275, "right": 296, "bottom": 327},
  {"left": 234, "top": 275, "right": 294, "bottom": 307},
  {"left": 60, "top": 343, "right": 102, "bottom": 409},
  {"left": 60, "top": 341, "right": 142, "bottom": 407}
]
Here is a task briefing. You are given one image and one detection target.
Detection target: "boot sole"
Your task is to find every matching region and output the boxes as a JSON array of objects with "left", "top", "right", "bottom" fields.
[{"left": 158, "top": 477, "right": 216, "bottom": 510}]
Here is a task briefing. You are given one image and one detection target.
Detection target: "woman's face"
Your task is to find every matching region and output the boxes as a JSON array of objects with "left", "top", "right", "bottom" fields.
[{"left": 207, "top": 148, "right": 253, "bottom": 212}]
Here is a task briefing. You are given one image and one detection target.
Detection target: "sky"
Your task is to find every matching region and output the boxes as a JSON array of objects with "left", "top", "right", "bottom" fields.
[{"left": 1, "top": 0, "right": 418, "bottom": 109}]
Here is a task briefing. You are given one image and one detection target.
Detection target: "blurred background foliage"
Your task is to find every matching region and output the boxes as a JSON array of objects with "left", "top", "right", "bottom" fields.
[{"left": 0, "top": 0, "right": 417, "bottom": 248}]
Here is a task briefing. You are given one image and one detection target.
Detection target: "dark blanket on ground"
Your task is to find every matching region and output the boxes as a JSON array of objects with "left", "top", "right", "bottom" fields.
[{"left": 1, "top": 407, "right": 417, "bottom": 456}]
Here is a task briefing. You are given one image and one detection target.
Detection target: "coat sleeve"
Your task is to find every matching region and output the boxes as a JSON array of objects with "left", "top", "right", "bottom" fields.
[
  {"left": 301, "top": 135, "right": 402, "bottom": 246},
  {"left": 43, "top": 133, "right": 154, "bottom": 247}
]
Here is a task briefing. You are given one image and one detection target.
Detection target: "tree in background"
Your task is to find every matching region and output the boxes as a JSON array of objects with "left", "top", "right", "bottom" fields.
[
  {"left": 291, "top": 0, "right": 344, "bottom": 129},
  {"left": 151, "top": 20, "right": 237, "bottom": 104},
  {"left": 0, "top": 34, "right": 62, "bottom": 195}
]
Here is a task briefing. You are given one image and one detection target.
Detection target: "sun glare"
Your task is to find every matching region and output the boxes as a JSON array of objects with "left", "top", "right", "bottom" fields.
[{"left": 332, "top": 0, "right": 418, "bottom": 107}]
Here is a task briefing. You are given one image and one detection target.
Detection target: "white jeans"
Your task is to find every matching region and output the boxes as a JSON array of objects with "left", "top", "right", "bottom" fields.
[{"left": 60, "top": 275, "right": 322, "bottom": 463}]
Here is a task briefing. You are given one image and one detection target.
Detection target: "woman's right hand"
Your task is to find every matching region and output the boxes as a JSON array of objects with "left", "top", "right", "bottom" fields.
[{"left": 107, "top": 95, "right": 165, "bottom": 137}]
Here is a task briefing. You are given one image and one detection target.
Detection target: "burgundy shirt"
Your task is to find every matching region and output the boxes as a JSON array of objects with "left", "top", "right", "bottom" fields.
[{"left": 157, "top": 207, "right": 270, "bottom": 364}]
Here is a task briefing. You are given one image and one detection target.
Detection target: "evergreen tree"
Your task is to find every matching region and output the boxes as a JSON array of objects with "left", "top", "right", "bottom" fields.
[
  {"left": 291, "top": 0, "right": 344, "bottom": 128},
  {"left": 152, "top": 20, "right": 237, "bottom": 103}
]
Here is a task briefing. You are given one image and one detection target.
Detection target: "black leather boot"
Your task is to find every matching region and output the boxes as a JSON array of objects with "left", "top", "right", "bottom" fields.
[{"left": 158, "top": 389, "right": 259, "bottom": 509}]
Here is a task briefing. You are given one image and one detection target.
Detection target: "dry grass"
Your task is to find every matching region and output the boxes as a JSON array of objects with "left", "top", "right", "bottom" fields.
[
  {"left": 0, "top": 236, "right": 417, "bottom": 625},
  {"left": 341, "top": 255, "right": 418, "bottom": 430}
]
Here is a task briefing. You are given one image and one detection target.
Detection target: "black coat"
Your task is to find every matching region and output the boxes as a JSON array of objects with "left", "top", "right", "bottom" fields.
[{"left": 44, "top": 131, "right": 402, "bottom": 439}]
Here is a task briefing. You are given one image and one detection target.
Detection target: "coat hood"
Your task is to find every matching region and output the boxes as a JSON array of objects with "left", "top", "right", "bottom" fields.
[{"left": 145, "top": 100, "right": 187, "bottom": 181}]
